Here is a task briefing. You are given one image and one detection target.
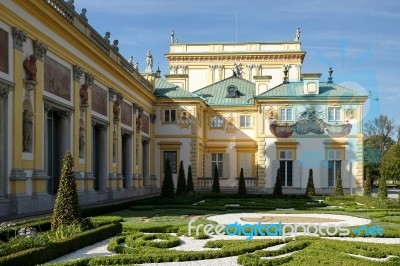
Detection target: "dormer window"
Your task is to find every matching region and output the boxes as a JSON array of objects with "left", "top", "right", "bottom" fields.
[{"left": 226, "top": 85, "right": 238, "bottom": 98}]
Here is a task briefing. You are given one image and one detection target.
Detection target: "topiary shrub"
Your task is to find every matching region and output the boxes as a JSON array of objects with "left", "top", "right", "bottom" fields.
[
  {"left": 333, "top": 168, "right": 344, "bottom": 196},
  {"left": 273, "top": 168, "right": 282, "bottom": 196},
  {"left": 212, "top": 164, "right": 220, "bottom": 193},
  {"left": 238, "top": 168, "right": 247, "bottom": 195},
  {"left": 364, "top": 167, "right": 372, "bottom": 197},
  {"left": 175, "top": 160, "right": 187, "bottom": 197},
  {"left": 51, "top": 151, "right": 81, "bottom": 231},
  {"left": 186, "top": 165, "right": 194, "bottom": 195},
  {"left": 378, "top": 175, "right": 387, "bottom": 200},
  {"left": 161, "top": 159, "right": 175, "bottom": 199},
  {"left": 305, "top": 169, "right": 315, "bottom": 196}
]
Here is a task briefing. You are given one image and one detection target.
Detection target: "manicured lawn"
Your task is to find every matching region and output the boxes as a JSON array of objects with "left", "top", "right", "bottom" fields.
[{"left": 4, "top": 194, "right": 400, "bottom": 265}]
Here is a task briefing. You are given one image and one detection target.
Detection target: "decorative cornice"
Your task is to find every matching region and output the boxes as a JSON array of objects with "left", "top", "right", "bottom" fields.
[
  {"left": 11, "top": 27, "right": 27, "bottom": 51},
  {"left": 168, "top": 54, "right": 304, "bottom": 63},
  {"left": 32, "top": 40, "right": 48, "bottom": 61},
  {"left": 73, "top": 65, "right": 84, "bottom": 82},
  {"left": 85, "top": 72, "right": 94, "bottom": 86}
]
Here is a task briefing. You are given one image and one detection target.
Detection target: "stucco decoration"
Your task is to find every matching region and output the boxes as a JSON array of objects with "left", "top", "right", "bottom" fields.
[
  {"left": 178, "top": 108, "right": 192, "bottom": 129},
  {"left": 269, "top": 106, "right": 352, "bottom": 138},
  {"left": 265, "top": 108, "right": 277, "bottom": 120},
  {"left": 345, "top": 108, "right": 356, "bottom": 119},
  {"left": 225, "top": 114, "right": 236, "bottom": 133}
]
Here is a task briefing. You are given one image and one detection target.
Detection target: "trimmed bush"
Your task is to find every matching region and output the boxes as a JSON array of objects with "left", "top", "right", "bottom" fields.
[
  {"left": 333, "top": 168, "right": 344, "bottom": 196},
  {"left": 51, "top": 151, "right": 81, "bottom": 231},
  {"left": 186, "top": 165, "right": 194, "bottom": 195},
  {"left": 212, "top": 164, "right": 220, "bottom": 193},
  {"left": 364, "top": 167, "right": 372, "bottom": 197},
  {"left": 378, "top": 176, "right": 387, "bottom": 199},
  {"left": 238, "top": 168, "right": 247, "bottom": 195},
  {"left": 273, "top": 168, "right": 282, "bottom": 196},
  {"left": 305, "top": 169, "right": 315, "bottom": 196},
  {"left": 161, "top": 159, "right": 175, "bottom": 199},
  {"left": 176, "top": 160, "right": 187, "bottom": 197}
]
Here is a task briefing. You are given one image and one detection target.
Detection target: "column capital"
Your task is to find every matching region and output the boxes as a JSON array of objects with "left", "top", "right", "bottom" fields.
[
  {"left": 0, "top": 79, "right": 14, "bottom": 99},
  {"left": 85, "top": 72, "right": 94, "bottom": 86},
  {"left": 11, "top": 27, "right": 27, "bottom": 52},
  {"left": 73, "top": 65, "right": 84, "bottom": 82},
  {"left": 44, "top": 102, "right": 52, "bottom": 113},
  {"left": 32, "top": 40, "right": 48, "bottom": 61}
]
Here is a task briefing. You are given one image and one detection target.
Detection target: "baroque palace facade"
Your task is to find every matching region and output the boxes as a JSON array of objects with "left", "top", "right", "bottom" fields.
[{"left": 0, "top": 0, "right": 367, "bottom": 216}]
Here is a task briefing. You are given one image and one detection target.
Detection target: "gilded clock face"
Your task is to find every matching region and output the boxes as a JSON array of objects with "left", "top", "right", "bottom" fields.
[{"left": 345, "top": 108, "right": 356, "bottom": 119}]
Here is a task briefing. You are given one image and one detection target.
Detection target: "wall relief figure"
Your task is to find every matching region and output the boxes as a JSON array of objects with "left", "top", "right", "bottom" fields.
[
  {"left": 23, "top": 110, "right": 33, "bottom": 152},
  {"left": 79, "top": 126, "right": 85, "bottom": 159},
  {"left": 178, "top": 110, "right": 192, "bottom": 129},
  {"left": 113, "top": 98, "right": 121, "bottom": 121},
  {"left": 136, "top": 112, "right": 142, "bottom": 130},
  {"left": 80, "top": 84, "right": 89, "bottom": 106},
  {"left": 23, "top": 55, "right": 37, "bottom": 81}
]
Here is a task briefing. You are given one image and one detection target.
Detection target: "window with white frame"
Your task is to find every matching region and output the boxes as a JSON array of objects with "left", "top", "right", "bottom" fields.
[
  {"left": 211, "top": 115, "right": 223, "bottom": 128},
  {"left": 164, "top": 109, "right": 176, "bottom": 122},
  {"left": 240, "top": 115, "right": 252, "bottom": 128},
  {"left": 211, "top": 153, "right": 223, "bottom": 177},
  {"left": 280, "top": 108, "right": 293, "bottom": 121},
  {"left": 328, "top": 107, "right": 341, "bottom": 122},
  {"left": 279, "top": 150, "right": 293, "bottom": 187},
  {"left": 328, "top": 150, "right": 342, "bottom": 187}
]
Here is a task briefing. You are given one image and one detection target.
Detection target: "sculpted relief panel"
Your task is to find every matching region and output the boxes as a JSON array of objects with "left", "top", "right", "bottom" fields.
[
  {"left": 0, "top": 28, "right": 9, "bottom": 74},
  {"left": 44, "top": 55, "right": 71, "bottom": 100},
  {"left": 91, "top": 84, "right": 108, "bottom": 116}
]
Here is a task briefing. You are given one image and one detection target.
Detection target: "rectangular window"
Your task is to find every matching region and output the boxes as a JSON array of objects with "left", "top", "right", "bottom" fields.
[
  {"left": 279, "top": 150, "right": 293, "bottom": 186},
  {"left": 211, "top": 115, "right": 223, "bottom": 128},
  {"left": 328, "top": 149, "right": 342, "bottom": 187},
  {"left": 164, "top": 109, "right": 176, "bottom": 122},
  {"left": 280, "top": 108, "right": 293, "bottom": 121},
  {"left": 240, "top": 115, "right": 252, "bottom": 128},
  {"left": 211, "top": 153, "right": 223, "bottom": 177},
  {"left": 163, "top": 151, "right": 177, "bottom": 173},
  {"left": 328, "top": 107, "right": 341, "bottom": 122}
]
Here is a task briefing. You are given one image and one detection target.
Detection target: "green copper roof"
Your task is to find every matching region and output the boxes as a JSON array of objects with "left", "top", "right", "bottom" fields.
[
  {"left": 256, "top": 82, "right": 368, "bottom": 99},
  {"left": 154, "top": 78, "right": 200, "bottom": 99},
  {"left": 192, "top": 76, "right": 255, "bottom": 106}
]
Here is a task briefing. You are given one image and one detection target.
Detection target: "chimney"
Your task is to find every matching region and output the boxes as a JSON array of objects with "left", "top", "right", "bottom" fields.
[
  {"left": 301, "top": 73, "right": 322, "bottom": 95},
  {"left": 253, "top": 75, "right": 272, "bottom": 95}
]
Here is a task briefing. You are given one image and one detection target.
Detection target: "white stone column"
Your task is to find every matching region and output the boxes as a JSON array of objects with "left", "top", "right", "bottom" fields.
[{"left": 0, "top": 84, "right": 11, "bottom": 198}]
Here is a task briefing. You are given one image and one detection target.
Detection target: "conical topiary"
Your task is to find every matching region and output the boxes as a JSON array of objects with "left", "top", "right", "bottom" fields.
[
  {"left": 161, "top": 159, "right": 175, "bottom": 199},
  {"left": 364, "top": 167, "right": 372, "bottom": 197},
  {"left": 378, "top": 175, "right": 387, "bottom": 200},
  {"left": 273, "top": 168, "right": 282, "bottom": 196},
  {"left": 305, "top": 169, "right": 316, "bottom": 196},
  {"left": 51, "top": 151, "right": 81, "bottom": 230},
  {"left": 176, "top": 160, "right": 187, "bottom": 197},
  {"left": 238, "top": 168, "right": 247, "bottom": 195},
  {"left": 212, "top": 164, "right": 220, "bottom": 193},
  {"left": 333, "top": 168, "right": 344, "bottom": 196},
  {"left": 186, "top": 165, "right": 194, "bottom": 195}
]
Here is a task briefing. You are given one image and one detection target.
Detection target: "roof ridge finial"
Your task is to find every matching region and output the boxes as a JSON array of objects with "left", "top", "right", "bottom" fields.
[{"left": 328, "top": 67, "right": 333, "bottom": 83}]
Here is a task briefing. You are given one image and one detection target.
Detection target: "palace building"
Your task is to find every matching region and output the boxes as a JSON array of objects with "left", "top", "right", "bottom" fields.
[{"left": 0, "top": 0, "right": 368, "bottom": 216}]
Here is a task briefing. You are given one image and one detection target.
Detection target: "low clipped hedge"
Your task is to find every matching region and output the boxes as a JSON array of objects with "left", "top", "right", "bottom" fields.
[
  {"left": 0, "top": 218, "right": 51, "bottom": 242},
  {"left": 0, "top": 218, "right": 122, "bottom": 266}
]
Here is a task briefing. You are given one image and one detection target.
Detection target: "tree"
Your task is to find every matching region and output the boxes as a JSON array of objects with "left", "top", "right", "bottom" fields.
[
  {"left": 51, "top": 151, "right": 81, "bottom": 231},
  {"left": 364, "top": 115, "right": 395, "bottom": 157},
  {"left": 161, "top": 159, "right": 175, "bottom": 199},
  {"left": 381, "top": 143, "right": 400, "bottom": 183},
  {"left": 378, "top": 176, "right": 387, "bottom": 200},
  {"left": 305, "top": 169, "right": 315, "bottom": 196},
  {"left": 238, "top": 168, "right": 247, "bottom": 195},
  {"left": 176, "top": 160, "right": 187, "bottom": 197},
  {"left": 333, "top": 168, "right": 344, "bottom": 196},
  {"left": 212, "top": 164, "right": 220, "bottom": 193},
  {"left": 186, "top": 165, "right": 194, "bottom": 195},
  {"left": 273, "top": 168, "right": 282, "bottom": 196},
  {"left": 363, "top": 167, "right": 372, "bottom": 197}
]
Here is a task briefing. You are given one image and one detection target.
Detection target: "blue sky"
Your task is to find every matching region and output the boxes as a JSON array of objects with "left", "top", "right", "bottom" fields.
[{"left": 73, "top": 0, "right": 400, "bottom": 127}]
